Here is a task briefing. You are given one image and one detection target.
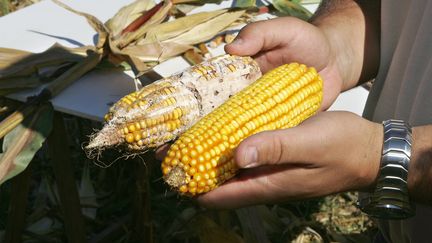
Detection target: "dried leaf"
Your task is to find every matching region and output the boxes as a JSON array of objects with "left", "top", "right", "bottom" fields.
[
  {"left": 105, "top": 0, "right": 155, "bottom": 37},
  {"left": 139, "top": 9, "right": 228, "bottom": 45},
  {"left": 0, "top": 103, "right": 53, "bottom": 185},
  {"left": 191, "top": 215, "right": 243, "bottom": 243},
  {"left": 164, "top": 9, "right": 245, "bottom": 45},
  {"left": 44, "top": 50, "right": 102, "bottom": 97},
  {"left": 115, "top": 0, "right": 173, "bottom": 49},
  {"left": 0, "top": 45, "right": 89, "bottom": 80},
  {"left": 121, "top": 41, "right": 193, "bottom": 63},
  {"left": 0, "top": 48, "right": 31, "bottom": 69},
  {"left": 171, "top": 0, "right": 225, "bottom": 4},
  {"left": 236, "top": 206, "right": 271, "bottom": 243}
]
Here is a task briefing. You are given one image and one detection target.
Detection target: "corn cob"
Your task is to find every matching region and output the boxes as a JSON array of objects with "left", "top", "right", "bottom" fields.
[
  {"left": 86, "top": 54, "right": 261, "bottom": 154},
  {"left": 162, "top": 63, "right": 323, "bottom": 196}
]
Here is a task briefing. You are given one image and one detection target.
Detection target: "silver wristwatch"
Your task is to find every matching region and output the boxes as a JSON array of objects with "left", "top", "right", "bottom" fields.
[{"left": 359, "top": 119, "right": 415, "bottom": 219}]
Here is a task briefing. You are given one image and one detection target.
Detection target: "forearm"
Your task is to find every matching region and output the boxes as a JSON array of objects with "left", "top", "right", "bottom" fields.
[
  {"left": 310, "top": 0, "right": 380, "bottom": 90},
  {"left": 409, "top": 125, "right": 432, "bottom": 205}
]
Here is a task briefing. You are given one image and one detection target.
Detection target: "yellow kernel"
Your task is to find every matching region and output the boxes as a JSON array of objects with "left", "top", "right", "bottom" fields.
[
  {"left": 188, "top": 181, "right": 197, "bottom": 188},
  {"left": 179, "top": 185, "right": 188, "bottom": 193},
  {"left": 198, "top": 164, "right": 205, "bottom": 172},
  {"left": 170, "top": 159, "right": 179, "bottom": 166},
  {"left": 188, "top": 167, "right": 197, "bottom": 175},
  {"left": 196, "top": 145, "right": 204, "bottom": 153},
  {"left": 181, "top": 156, "right": 190, "bottom": 164},
  {"left": 198, "top": 180, "right": 206, "bottom": 187},
  {"left": 163, "top": 167, "right": 171, "bottom": 175},
  {"left": 125, "top": 134, "right": 134, "bottom": 143},
  {"left": 194, "top": 173, "right": 202, "bottom": 181},
  {"left": 128, "top": 124, "right": 136, "bottom": 132},
  {"left": 205, "top": 162, "right": 212, "bottom": 170}
]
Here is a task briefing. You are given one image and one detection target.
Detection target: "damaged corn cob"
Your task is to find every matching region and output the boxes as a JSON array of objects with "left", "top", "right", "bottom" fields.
[
  {"left": 162, "top": 63, "right": 323, "bottom": 196},
  {"left": 86, "top": 54, "right": 261, "bottom": 154}
]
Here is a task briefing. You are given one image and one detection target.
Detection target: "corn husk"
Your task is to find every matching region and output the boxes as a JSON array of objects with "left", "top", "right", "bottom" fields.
[{"left": 0, "top": 103, "right": 53, "bottom": 185}]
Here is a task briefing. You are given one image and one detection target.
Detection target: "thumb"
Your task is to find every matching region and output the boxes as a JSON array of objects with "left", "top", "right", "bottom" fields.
[
  {"left": 224, "top": 22, "right": 264, "bottom": 56},
  {"left": 225, "top": 18, "right": 292, "bottom": 56},
  {"left": 234, "top": 127, "right": 316, "bottom": 168}
]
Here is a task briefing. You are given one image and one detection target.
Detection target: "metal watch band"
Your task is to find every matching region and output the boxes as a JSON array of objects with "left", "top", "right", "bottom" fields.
[{"left": 359, "top": 119, "right": 415, "bottom": 219}]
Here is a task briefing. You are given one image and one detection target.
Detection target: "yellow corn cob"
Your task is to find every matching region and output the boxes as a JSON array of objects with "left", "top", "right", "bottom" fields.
[
  {"left": 86, "top": 54, "right": 261, "bottom": 154},
  {"left": 162, "top": 63, "right": 323, "bottom": 196}
]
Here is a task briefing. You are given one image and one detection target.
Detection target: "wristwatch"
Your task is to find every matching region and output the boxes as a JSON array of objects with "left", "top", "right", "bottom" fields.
[{"left": 359, "top": 119, "right": 415, "bottom": 219}]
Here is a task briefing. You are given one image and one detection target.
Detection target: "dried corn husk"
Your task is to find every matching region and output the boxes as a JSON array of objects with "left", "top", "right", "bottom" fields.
[{"left": 0, "top": 103, "right": 53, "bottom": 185}]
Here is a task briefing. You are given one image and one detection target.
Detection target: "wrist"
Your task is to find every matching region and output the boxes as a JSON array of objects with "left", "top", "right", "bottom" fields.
[
  {"left": 360, "top": 121, "right": 383, "bottom": 190},
  {"left": 310, "top": 2, "right": 367, "bottom": 90},
  {"left": 408, "top": 126, "right": 432, "bottom": 204}
]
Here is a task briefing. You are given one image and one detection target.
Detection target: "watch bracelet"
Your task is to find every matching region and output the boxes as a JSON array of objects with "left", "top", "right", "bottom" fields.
[{"left": 359, "top": 119, "right": 415, "bottom": 219}]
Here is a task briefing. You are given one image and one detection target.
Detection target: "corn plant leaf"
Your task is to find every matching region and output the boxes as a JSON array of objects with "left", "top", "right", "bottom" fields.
[
  {"left": 52, "top": 0, "right": 109, "bottom": 49},
  {"left": 139, "top": 9, "right": 227, "bottom": 45},
  {"left": 0, "top": 0, "right": 9, "bottom": 16},
  {"left": 114, "top": 0, "right": 173, "bottom": 49},
  {"left": 165, "top": 9, "right": 245, "bottom": 45},
  {"left": 171, "top": 0, "right": 225, "bottom": 4},
  {"left": 122, "top": 42, "right": 193, "bottom": 63},
  {"left": 271, "top": 0, "right": 312, "bottom": 20},
  {"left": 0, "top": 48, "right": 31, "bottom": 69},
  {"left": 0, "top": 77, "right": 42, "bottom": 95},
  {"left": 0, "top": 103, "right": 53, "bottom": 185},
  {"left": 105, "top": 0, "right": 155, "bottom": 37},
  {"left": 0, "top": 45, "right": 89, "bottom": 80},
  {"left": 190, "top": 215, "right": 243, "bottom": 243},
  {"left": 234, "top": 0, "right": 256, "bottom": 8},
  {"left": 79, "top": 162, "right": 98, "bottom": 219},
  {"left": 44, "top": 50, "right": 102, "bottom": 97},
  {"left": 236, "top": 206, "right": 271, "bottom": 243}
]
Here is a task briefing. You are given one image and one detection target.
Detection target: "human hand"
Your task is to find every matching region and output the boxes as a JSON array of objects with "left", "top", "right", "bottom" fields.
[
  {"left": 197, "top": 111, "right": 383, "bottom": 209},
  {"left": 225, "top": 17, "right": 343, "bottom": 110}
]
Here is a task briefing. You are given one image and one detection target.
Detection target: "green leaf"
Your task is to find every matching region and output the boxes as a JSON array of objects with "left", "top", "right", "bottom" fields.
[
  {"left": 234, "top": 0, "right": 256, "bottom": 8},
  {"left": 272, "top": 0, "right": 313, "bottom": 20},
  {"left": 0, "top": 104, "right": 54, "bottom": 185},
  {"left": 0, "top": 0, "right": 9, "bottom": 16}
]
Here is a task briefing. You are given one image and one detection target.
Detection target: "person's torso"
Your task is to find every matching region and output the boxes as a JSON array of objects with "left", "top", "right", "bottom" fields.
[{"left": 363, "top": 0, "right": 432, "bottom": 242}]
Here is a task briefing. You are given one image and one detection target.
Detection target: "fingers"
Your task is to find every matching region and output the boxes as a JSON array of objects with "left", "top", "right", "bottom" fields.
[
  {"left": 197, "top": 164, "right": 321, "bottom": 209},
  {"left": 234, "top": 122, "right": 322, "bottom": 168},
  {"left": 225, "top": 18, "right": 300, "bottom": 55}
]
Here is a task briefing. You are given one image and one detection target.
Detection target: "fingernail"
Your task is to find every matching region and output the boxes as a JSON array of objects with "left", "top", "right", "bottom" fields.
[
  {"left": 242, "top": 146, "right": 258, "bottom": 168},
  {"left": 230, "top": 37, "right": 243, "bottom": 46}
]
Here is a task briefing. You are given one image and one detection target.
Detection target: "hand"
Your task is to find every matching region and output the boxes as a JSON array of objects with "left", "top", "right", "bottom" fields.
[
  {"left": 225, "top": 17, "right": 344, "bottom": 110},
  {"left": 197, "top": 111, "right": 383, "bottom": 209}
]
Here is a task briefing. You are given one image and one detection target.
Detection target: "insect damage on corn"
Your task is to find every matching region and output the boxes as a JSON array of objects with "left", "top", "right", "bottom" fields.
[
  {"left": 85, "top": 54, "right": 261, "bottom": 158},
  {"left": 162, "top": 63, "right": 323, "bottom": 196}
]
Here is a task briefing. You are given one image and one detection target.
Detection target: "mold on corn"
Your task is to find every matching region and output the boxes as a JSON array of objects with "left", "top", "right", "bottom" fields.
[
  {"left": 86, "top": 54, "right": 261, "bottom": 155},
  {"left": 162, "top": 63, "right": 323, "bottom": 196}
]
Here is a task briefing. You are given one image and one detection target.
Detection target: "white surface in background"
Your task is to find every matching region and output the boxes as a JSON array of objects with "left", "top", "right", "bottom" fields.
[{"left": 0, "top": 0, "right": 368, "bottom": 121}]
